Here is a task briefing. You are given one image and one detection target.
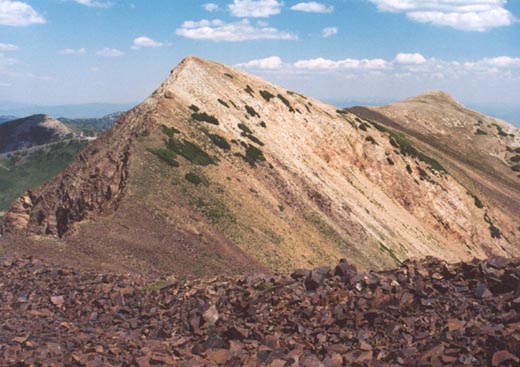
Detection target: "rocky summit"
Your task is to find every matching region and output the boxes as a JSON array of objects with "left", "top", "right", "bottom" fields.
[
  {"left": 1, "top": 57, "right": 519, "bottom": 277},
  {"left": 1, "top": 255, "right": 519, "bottom": 366}
]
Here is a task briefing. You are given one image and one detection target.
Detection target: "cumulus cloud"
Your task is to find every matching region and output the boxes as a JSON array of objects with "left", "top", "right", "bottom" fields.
[
  {"left": 0, "top": 0, "right": 45, "bottom": 26},
  {"left": 58, "top": 48, "right": 86, "bottom": 55},
  {"left": 0, "top": 43, "right": 18, "bottom": 51},
  {"left": 291, "top": 2, "right": 334, "bottom": 13},
  {"left": 0, "top": 53, "right": 16, "bottom": 70},
  {"left": 394, "top": 53, "right": 427, "bottom": 65},
  {"left": 322, "top": 27, "right": 338, "bottom": 38},
  {"left": 131, "top": 36, "right": 164, "bottom": 50},
  {"left": 96, "top": 48, "right": 124, "bottom": 57},
  {"left": 73, "top": 0, "right": 113, "bottom": 8},
  {"left": 367, "top": 0, "right": 516, "bottom": 31},
  {"left": 176, "top": 19, "right": 297, "bottom": 41},
  {"left": 203, "top": 3, "right": 220, "bottom": 12},
  {"left": 294, "top": 57, "right": 389, "bottom": 70},
  {"left": 236, "top": 56, "right": 283, "bottom": 69},
  {"left": 228, "top": 0, "right": 283, "bottom": 18}
]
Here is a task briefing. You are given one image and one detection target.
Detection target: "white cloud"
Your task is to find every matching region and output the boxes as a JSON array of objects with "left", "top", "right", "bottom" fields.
[
  {"left": 0, "top": 0, "right": 45, "bottom": 26},
  {"left": 367, "top": 0, "right": 516, "bottom": 31},
  {"left": 131, "top": 36, "right": 164, "bottom": 50},
  {"left": 176, "top": 19, "right": 297, "bottom": 41},
  {"left": 322, "top": 27, "right": 338, "bottom": 38},
  {"left": 237, "top": 56, "right": 283, "bottom": 69},
  {"left": 0, "top": 43, "right": 18, "bottom": 51},
  {"left": 203, "top": 3, "right": 219, "bottom": 12},
  {"left": 73, "top": 0, "right": 113, "bottom": 8},
  {"left": 291, "top": 2, "right": 334, "bottom": 13},
  {"left": 463, "top": 56, "right": 520, "bottom": 72},
  {"left": 294, "top": 57, "right": 389, "bottom": 70},
  {"left": 89, "top": 66, "right": 99, "bottom": 72},
  {"left": 395, "top": 53, "right": 427, "bottom": 65},
  {"left": 58, "top": 48, "right": 86, "bottom": 55},
  {"left": 0, "top": 53, "right": 16, "bottom": 70},
  {"left": 96, "top": 48, "right": 124, "bottom": 57},
  {"left": 229, "top": 0, "right": 283, "bottom": 18}
]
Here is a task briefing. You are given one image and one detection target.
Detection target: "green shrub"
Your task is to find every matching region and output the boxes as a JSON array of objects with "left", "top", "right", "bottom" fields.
[
  {"left": 244, "top": 145, "right": 265, "bottom": 167},
  {"left": 386, "top": 157, "right": 395, "bottom": 165},
  {"left": 238, "top": 123, "right": 252, "bottom": 134},
  {"left": 260, "top": 121, "right": 267, "bottom": 128},
  {"left": 224, "top": 73, "right": 234, "bottom": 79},
  {"left": 245, "top": 105, "right": 260, "bottom": 118},
  {"left": 389, "top": 131, "right": 446, "bottom": 173},
  {"left": 207, "top": 133, "right": 231, "bottom": 151},
  {"left": 277, "top": 94, "right": 295, "bottom": 113},
  {"left": 406, "top": 164, "right": 412, "bottom": 174},
  {"left": 512, "top": 164, "right": 520, "bottom": 172},
  {"left": 511, "top": 155, "right": 520, "bottom": 163},
  {"left": 370, "top": 121, "right": 388, "bottom": 132},
  {"left": 244, "top": 85, "right": 255, "bottom": 97},
  {"left": 217, "top": 99, "right": 229, "bottom": 108},
  {"left": 468, "top": 192, "right": 484, "bottom": 209},
  {"left": 191, "top": 112, "right": 219, "bottom": 125},
  {"left": 148, "top": 148, "right": 180, "bottom": 167},
  {"left": 161, "top": 125, "right": 180, "bottom": 137},
  {"left": 475, "top": 129, "right": 487, "bottom": 135},
  {"left": 185, "top": 172, "right": 208, "bottom": 186},
  {"left": 246, "top": 134, "right": 264, "bottom": 146},
  {"left": 365, "top": 136, "right": 377, "bottom": 145},
  {"left": 260, "top": 90, "right": 274, "bottom": 102},
  {"left": 165, "top": 139, "right": 216, "bottom": 166},
  {"left": 359, "top": 123, "right": 369, "bottom": 131},
  {"left": 189, "top": 105, "right": 200, "bottom": 112}
]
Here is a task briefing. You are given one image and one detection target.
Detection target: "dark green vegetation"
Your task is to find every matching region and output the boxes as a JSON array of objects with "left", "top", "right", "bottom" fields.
[
  {"left": 244, "top": 85, "right": 255, "bottom": 97},
  {"left": 224, "top": 73, "right": 233, "bottom": 79},
  {"left": 0, "top": 140, "right": 87, "bottom": 210},
  {"left": 239, "top": 145, "right": 266, "bottom": 167},
  {"left": 237, "top": 123, "right": 252, "bottom": 135},
  {"left": 245, "top": 134, "right": 264, "bottom": 146},
  {"left": 165, "top": 139, "right": 216, "bottom": 166},
  {"left": 512, "top": 165, "right": 520, "bottom": 172},
  {"left": 388, "top": 131, "right": 446, "bottom": 173},
  {"left": 185, "top": 172, "right": 208, "bottom": 186},
  {"left": 191, "top": 112, "right": 219, "bottom": 126},
  {"left": 148, "top": 148, "right": 180, "bottom": 167},
  {"left": 510, "top": 155, "right": 520, "bottom": 163},
  {"left": 365, "top": 136, "right": 377, "bottom": 145},
  {"left": 245, "top": 105, "right": 260, "bottom": 118},
  {"left": 484, "top": 212, "right": 502, "bottom": 239},
  {"left": 359, "top": 123, "right": 370, "bottom": 131},
  {"left": 277, "top": 94, "right": 295, "bottom": 113},
  {"left": 492, "top": 123, "right": 509, "bottom": 137},
  {"left": 379, "top": 243, "right": 402, "bottom": 266},
  {"left": 60, "top": 112, "right": 122, "bottom": 137},
  {"left": 260, "top": 90, "right": 274, "bottom": 102},
  {"left": 468, "top": 192, "right": 484, "bottom": 209},
  {"left": 161, "top": 125, "right": 180, "bottom": 138},
  {"left": 189, "top": 105, "right": 200, "bottom": 112},
  {"left": 260, "top": 121, "right": 267, "bottom": 128},
  {"left": 217, "top": 99, "right": 229, "bottom": 108},
  {"left": 206, "top": 133, "right": 231, "bottom": 151},
  {"left": 475, "top": 129, "right": 487, "bottom": 135}
]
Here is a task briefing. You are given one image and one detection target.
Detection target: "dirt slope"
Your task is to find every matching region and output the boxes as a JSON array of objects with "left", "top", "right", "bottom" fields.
[{"left": 1, "top": 58, "right": 518, "bottom": 276}]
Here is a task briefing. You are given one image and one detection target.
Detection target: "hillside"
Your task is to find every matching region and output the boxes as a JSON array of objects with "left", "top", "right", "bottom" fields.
[
  {"left": 0, "top": 115, "right": 17, "bottom": 124},
  {"left": 0, "top": 114, "right": 74, "bottom": 154},
  {"left": 1, "top": 57, "right": 519, "bottom": 277},
  {"left": 349, "top": 91, "right": 520, "bottom": 224},
  {"left": 59, "top": 112, "right": 124, "bottom": 137},
  {"left": 0, "top": 140, "right": 89, "bottom": 211}
]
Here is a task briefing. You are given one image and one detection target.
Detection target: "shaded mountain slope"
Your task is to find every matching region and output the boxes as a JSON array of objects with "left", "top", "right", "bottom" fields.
[
  {"left": 1, "top": 58, "right": 519, "bottom": 276},
  {"left": 0, "top": 114, "right": 73, "bottom": 154}
]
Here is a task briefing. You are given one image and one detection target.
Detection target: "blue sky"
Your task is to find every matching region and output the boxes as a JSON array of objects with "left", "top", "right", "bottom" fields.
[{"left": 0, "top": 0, "right": 519, "bottom": 114}]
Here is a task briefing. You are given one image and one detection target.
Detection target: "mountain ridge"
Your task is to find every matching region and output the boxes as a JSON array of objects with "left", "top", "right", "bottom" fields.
[{"left": 1, "top": 56, "right": 518, "bottom": 276}]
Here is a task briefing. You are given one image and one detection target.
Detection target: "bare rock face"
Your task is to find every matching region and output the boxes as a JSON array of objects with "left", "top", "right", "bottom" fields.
[{"left": 1, "top": 56, "right": 519, "bottom": 276}]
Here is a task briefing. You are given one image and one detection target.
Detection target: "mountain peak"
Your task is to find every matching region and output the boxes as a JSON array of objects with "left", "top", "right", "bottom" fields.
[{"left": 403, "top": 90, "right": 463, "bottom": 107}]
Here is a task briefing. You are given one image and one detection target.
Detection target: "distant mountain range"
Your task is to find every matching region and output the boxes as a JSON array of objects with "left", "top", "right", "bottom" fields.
[{"left": 0, "top": 101, "right": 134, "bottom": 119}]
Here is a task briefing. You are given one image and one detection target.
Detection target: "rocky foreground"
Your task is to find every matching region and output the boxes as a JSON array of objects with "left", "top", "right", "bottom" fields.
[{"left": 1, "top": 256, "right": 519, "bottom": 367}]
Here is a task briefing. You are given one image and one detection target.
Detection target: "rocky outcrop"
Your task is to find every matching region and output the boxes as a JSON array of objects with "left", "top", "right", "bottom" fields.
[{"left": 1, "top": 256, "right": 519, "bottom": 366}]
